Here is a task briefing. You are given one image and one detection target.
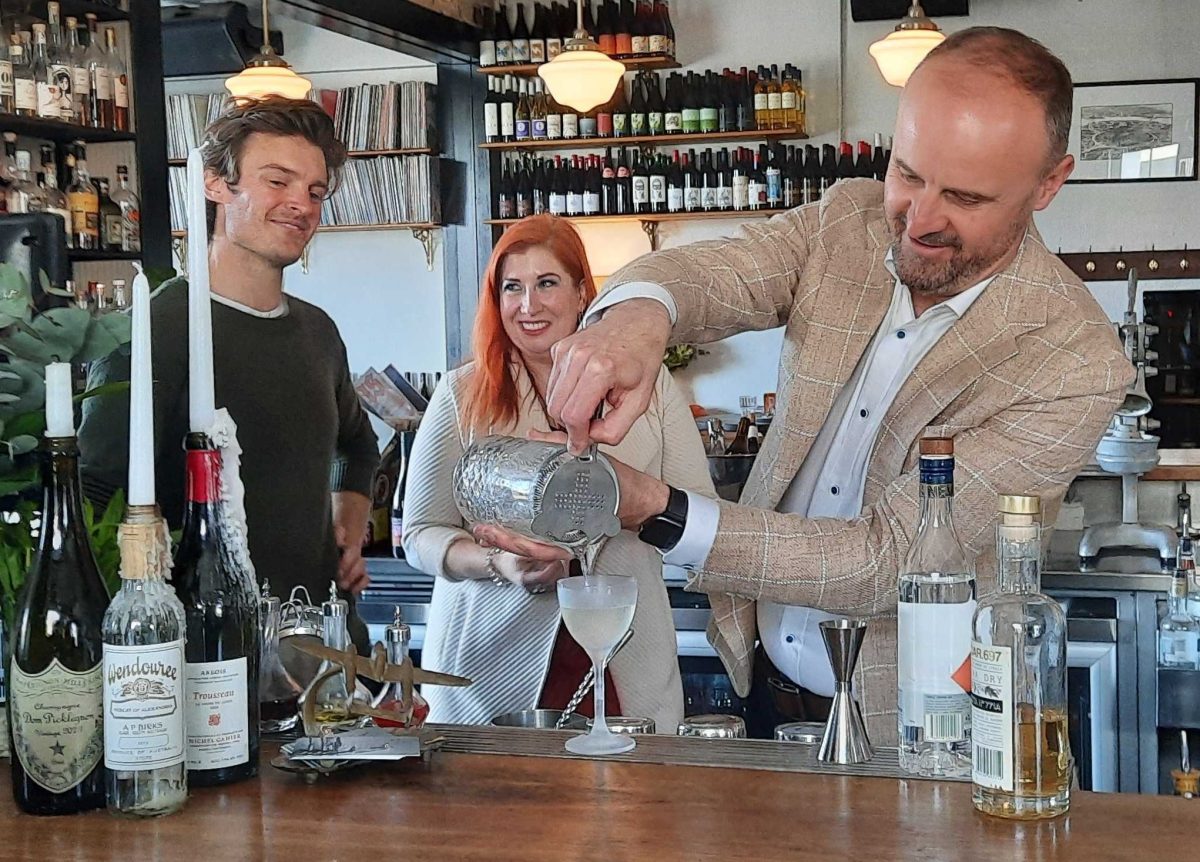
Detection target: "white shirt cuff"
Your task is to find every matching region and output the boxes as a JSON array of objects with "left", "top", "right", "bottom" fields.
[
  {"left": 583, "top": 281, "right": 679, "bottom": 327},
  {"left": 662, "top": 491, "right": 720, "bottom": 570}
]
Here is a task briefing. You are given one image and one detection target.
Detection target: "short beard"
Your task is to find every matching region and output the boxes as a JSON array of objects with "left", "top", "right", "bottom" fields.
[{"left": 889, "top": 216, "right": 1025, "bottom": 297}]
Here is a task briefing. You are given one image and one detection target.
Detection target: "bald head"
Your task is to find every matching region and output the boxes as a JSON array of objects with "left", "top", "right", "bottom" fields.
[{"left": 912, "top": 27, "right": 1073, "bottom": 166}]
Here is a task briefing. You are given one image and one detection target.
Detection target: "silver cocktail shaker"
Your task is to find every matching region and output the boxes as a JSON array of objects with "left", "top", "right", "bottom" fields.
[{"left": 453, "top": 435, "right": 622, "bottom": 549}]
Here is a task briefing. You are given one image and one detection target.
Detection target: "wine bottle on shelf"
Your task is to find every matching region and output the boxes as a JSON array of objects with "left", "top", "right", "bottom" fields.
[
  {"left": 514, "top": 79, "right": 531, "bottom": 141},
  {"left": 478, "top": 5, "right": 497, "bottom": 67},
  {"left": 511, "top": 3, "right": 530, "bottom": 64},
  {"left": 31, "top": 23, "right": 56, "bottom": 119},
  {"left": 646, "top": 71, "right": 665, "bottom": 135},
  {"left": 484, "top": 78, "right": 501, "bottom": 143},
  {"left": 752, "top": 66, "right": 769, "bottom": 131},
  {"left": 781, "top": 65, "right": 799, "bottom": 129},
  {"left": 615, "top": 0, "right": 634, "bottom": 57},
  {"left": 600, "top": 149, "right": 616, "bottom": 214},
  {"left": 499, "top": 75, "right": 516, "bottom": 142},
  {"left": 515, "top": 158, "right": 531, "bottom": 218},
  {"left": 682, "top": 150, "right": 700, "bottom": 213},
  {"left": 872, "top": 132, "right": 888, "bottom": 180},
  {"left": 65, "top": 16, "right": 86, "bottom": 122},
  {"left": 561, "top": 92, "right": 580, "bottom": 139},
  {"left": 172, "top": 432, "right": 261, "bottom": 787},
  {"left": 67, "top": 143, "right": 99, "bottom": 251},
  {"left": 656, "top": 0, "right": 675, "bottom": 57},
  {"left": 855, "top": 141, "right": 873, "bottom": 178},
  {"left": 628, "top": 72, "right": 648, "bottom": 136},
  {"left": 748, "top": 151, "right": 766, "bottom": 210},
  {"left": 631, "top": 0, "right": 651, "bottom": 55},
  {"left": 611, "top": 77, "right": 630, "bottom": 137},
  {"left": 631, "top": 150, "right": 649, "bottom": 214},
  {"left": 700, "top": 150, "right": 717, "bottom": 212},
  {"left": 532, "top": 157, "right": 548, "bottom": 214},
  {"left": 495, "top": 3, "right": 514, "bottom": 65},
  {"left": 11, "top": 33, "right": 35, "bottom": 117},
  {"left": 765, "top": 145, "right": 782, "bottom": 209},
  {"left": 782, "top": 146, "right": 799, "bottom": 208},
  {"left": 768, "top": 64, "right": 783, "bottom": 130},
  {"left": 819, "top": 143, "right": 837, "bottom": 197},
  {"left": 614, "top": 147, "right": 631, "bottom": 214},
  {"left": 529, "top": 3, "right": 546, "bottom": 64},
  {"left": 84, "top": 13, "right": 111, "bottom": 129},
  {"left": 666, "top": 149, "right": 683, "bottom": 213},
  {"left": 663, "top": 73, "right": 681, "bottom": 134},
  {"left": 597, "top": 0, "right": 616, "bottom": 56},
  {"left": 545, "top": 1, "right": 563, "bottom": 59},
  {"left": 530, "top": 79, "right": 548, "bottom": 140},
  {"left": 102, "top": 502, "right": 189, "bottom": 817},
  {"left": 584, "top": 155, "right": 602, "bottom": 215},
  {"left": 98, "top": 176, "right": 122, "bottom": 251},
  {"left": 649, "top": 154, "right": 666, "bottom": 213},
  {"left": 731, "top": 148, "right": 748, "bottom": 211},
  {"left": 566, "top": 155, "right": 583, "bottom": 216},
  {"left": 46, "top": 3, "right": 72, "bottom": 122},
  {"left": 718, "top": 72, "right": 736, "bottom": 133},
  {"left": 9, "top": 363, "right": 109, "bottom": 816},
  {"left": 496, "top": 156, "right": 514, "bottom": 218},
  {"left": 680, "top": 73, "right": 699, "bottom": 134},
  {"left": 835, "top": 141, "right": 855, "bottom": 180},
  {"left": 718, "top": 149, "right": 734, "bottom": 211},
  {"left": 648, "top": 0, "right": 668, "bottom": 55},
  {"left": 794, "top": 69, "right": 807, "bottom": 136},
  {"left": 578, "top": 99, "right": 598, "bottom": 138},
  {"left": 698, "top": 72, "right": 718, "bottom": 134}
]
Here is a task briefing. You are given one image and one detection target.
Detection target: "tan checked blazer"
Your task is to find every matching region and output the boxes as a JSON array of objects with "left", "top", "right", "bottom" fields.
[{"left": 606, "top": 179, "right": 1134, "bottom": 745}]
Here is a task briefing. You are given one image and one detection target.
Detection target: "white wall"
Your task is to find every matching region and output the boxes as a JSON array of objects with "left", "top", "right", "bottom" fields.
[
  {"left": 638, "top": 0, "right": 1200, "bottom": 413},
  {"left": 167, "top": 16, "right": 446, "bottom": 444}
]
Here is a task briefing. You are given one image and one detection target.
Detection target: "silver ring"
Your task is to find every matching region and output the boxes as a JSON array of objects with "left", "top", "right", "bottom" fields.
[{"left": 529, "top": 585, "right": 548, "bottom": 595}]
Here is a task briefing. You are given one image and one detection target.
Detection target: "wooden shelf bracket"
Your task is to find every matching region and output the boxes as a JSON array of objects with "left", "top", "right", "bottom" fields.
[
  {"left": 641, "top": 219, "right": 660, "bottom": 251},
  {"left": 411, "top": 227, "right": 438, "bottom": 271}
]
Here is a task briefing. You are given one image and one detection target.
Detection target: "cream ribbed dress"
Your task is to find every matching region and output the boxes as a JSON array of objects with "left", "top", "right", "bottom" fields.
[{"left": 402, "top": 362, "right": 715, "bottom": 732}]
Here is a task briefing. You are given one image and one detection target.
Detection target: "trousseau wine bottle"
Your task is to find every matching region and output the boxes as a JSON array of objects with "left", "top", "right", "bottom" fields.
[
  {"left": 9, "top": 363, "right": 109, "bottom": 815},
  {"left": 102, "top": 508, "right": 188, "bottom": 817},
  {"left": 897, "top": 437, "right": 975, "bottom": 778},
  {"left": 172, "top": 432, "right": 261, "bottom": 786},
  {"left": 971, "top": 495, "right": 1071, "bottom": 820}
]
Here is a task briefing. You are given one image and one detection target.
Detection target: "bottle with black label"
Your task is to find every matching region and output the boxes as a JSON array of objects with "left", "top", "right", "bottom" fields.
[
  {"left": 172, "top": 432, "right": 261, "bottom": 786},
  {"left": 9, "top": 363, "right": 109, "bottom": 816},
  {"left": 98, "top": 177, "right": 122, "bottom": 252}
]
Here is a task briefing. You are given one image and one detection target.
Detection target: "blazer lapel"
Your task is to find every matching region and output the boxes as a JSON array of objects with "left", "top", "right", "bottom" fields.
[
  {"left": 866, "top": 236, "right": 1049, "bottom": 494},
  {"left": 748, "top": 214, "right": 896, "bottom": 509}
]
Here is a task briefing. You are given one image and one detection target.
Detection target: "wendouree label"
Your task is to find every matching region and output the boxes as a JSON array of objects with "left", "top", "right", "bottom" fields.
[
  {"left": 9, "top": 658, "right": 103, "bottom": 793},
  {"left": 103, "top": 640, "right": 186, "bottom": 771}
]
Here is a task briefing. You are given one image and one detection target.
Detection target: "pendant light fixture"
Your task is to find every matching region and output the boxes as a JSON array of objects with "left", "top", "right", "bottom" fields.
[
  {"left": 537, "top": 0, "right": 625, "bottom": 113},
  {"left": 225, "top": 0, "right": 312, "bottom": 102},
  {"left": 868, "top": 1, "right": 945, "bottom": 88}
]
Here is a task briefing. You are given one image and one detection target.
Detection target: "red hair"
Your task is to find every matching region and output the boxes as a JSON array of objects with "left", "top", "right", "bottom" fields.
[{"left": 463, "top": 215, "right": 598, "bottom": 433}]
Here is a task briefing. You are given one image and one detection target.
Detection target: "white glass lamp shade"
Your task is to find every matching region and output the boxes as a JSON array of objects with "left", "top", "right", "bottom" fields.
[
  {"left": 869, "top": 28, "right": 946, "bottom": 87},
  {"left": 537, "top": 47, "right": 626, "bottom": 113},
  {"left": 225, "top": 60, "right": 313, "bottom": 102}
]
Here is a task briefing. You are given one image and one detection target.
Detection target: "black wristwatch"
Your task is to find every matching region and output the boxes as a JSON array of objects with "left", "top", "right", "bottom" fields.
[{"left": 638, "top": 485, "right": 689, "bottom": 551}]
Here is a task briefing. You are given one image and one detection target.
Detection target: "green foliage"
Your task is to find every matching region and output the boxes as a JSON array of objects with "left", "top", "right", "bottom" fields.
[
  {"left": 663, "top": 343, "right": 708, "bottom": 372},
  {"left": 0, "top": 261, "right": 146, "bottom": 627}
]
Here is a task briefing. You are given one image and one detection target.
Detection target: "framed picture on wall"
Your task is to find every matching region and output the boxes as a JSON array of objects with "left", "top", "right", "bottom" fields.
[{"left": 1067, "top": 78, "right": 1198, "bottom": 183}]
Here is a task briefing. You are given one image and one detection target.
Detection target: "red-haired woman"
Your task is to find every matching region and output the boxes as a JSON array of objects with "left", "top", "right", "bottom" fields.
[{"left": 403, "top": 215, "right": 715, "bottom": 730}]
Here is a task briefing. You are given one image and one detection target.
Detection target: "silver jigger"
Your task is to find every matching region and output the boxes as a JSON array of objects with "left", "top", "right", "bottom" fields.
[{"left": 817, "top": 618, "right": 873, "bottom": 765}]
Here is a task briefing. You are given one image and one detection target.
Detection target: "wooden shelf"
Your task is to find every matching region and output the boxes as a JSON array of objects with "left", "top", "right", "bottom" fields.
[
  {"left": 480, "top": 127, "right": 806, "bottom": 152},
  {"left": 485, "top": 209, "right": 790, "bottom": 227},
  {"left": 479, "top": 54, "right": 680, "bottom": 77},
  {"left": 2, "top": 115, "right": 135, "bottom": 145},
  {"left": 165, "top": 147, "right": 436, "bottom": 167},
  {"left": 170, "top": 223, "right": 440, "bottom": 237},
  {"left": 69, "top": 248, "right": 142, "bottom": 262}
]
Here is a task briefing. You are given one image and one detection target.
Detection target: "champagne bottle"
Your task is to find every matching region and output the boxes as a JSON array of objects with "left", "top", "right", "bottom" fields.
[
  {"left": 102, "top": 506, "right": 188, "bottom": 817},
  {"left": 172, "top": 432, "right": 261, "bottom": 787},
  {"left": 9, "top": 363, "right": 108, "bottom": 816}
]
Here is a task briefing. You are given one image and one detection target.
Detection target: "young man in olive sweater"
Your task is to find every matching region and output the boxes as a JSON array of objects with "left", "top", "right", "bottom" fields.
[{"left": 79, "top": 98, "right": 379, "bottom": 635}]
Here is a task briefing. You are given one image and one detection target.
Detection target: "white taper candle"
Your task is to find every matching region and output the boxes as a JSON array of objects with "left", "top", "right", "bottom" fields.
[
  {"left": 44, "top": 362, "right": 74, "bottom": 438},
  {"left": 127, "top": 263, "right": 155, "bottom": 506},
  {"left": 187, "top": 147, "right": 215, "bottom": 434}
]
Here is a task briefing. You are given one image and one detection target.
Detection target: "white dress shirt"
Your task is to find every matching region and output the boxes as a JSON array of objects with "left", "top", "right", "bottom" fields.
[{"left": 587, "top": 252, "right": 993, "bottom": 697}]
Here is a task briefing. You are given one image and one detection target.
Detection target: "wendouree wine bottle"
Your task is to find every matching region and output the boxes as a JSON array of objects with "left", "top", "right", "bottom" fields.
[
  {"left": 9, "top": 363, "right": 109, "bottom": 815},
  {"left": 172, "top": 431, "right": 260, "bottom": 786}
]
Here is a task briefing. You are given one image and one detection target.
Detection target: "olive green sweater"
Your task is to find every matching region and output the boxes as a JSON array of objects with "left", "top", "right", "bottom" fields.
[{"left": 78, "top": 277, "right": 379, "bottom": 612}]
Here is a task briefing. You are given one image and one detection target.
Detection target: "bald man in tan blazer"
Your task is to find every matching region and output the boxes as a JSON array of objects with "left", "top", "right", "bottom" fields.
[{"left": 476, "top": 29, "right": 1134, "bottom": 745}]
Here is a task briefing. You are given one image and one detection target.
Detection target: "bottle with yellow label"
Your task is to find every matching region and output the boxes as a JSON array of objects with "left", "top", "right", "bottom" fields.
[{"left": 66, "top": 142, "right": 99, "bottom": 250}]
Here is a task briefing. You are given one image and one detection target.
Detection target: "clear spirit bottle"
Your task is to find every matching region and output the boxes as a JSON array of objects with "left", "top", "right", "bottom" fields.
[
  {"left": 1160, "top": 537, "right": 1200, "bottom": 669},
  {"left": 101, "top": 506, "right": 189, "bottom": 817},
  {"left": 971, "top": 494, "right": 1071, "bottom": 820},
  {"left": 898, "top": 437, "right": 975, "bottom": 777}
]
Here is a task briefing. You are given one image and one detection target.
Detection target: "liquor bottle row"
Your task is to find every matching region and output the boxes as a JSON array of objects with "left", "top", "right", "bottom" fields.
[
  {"left": 493, "top": 138, "right": 891, "bottom": 219},
  {"left": 898, "top": 440, "right": 1072, "bottom": 820},
  {"left": 1159, "top": 533, "right": 1200, "bottom": 669},
  {"left": 0, "top": 3, "right": 130, "bottom": 131},
  {"left": 485, "top": 65, "right": 806, "bottom": 145},
  {"left": 2, "top": 134, "right": 141, "bottom": 252},
  {"left": 478, "top": 0, "right": 675, "bottom": 67},
  {"left": 9, "top": 367, "right": 429, "bottom": 817}
]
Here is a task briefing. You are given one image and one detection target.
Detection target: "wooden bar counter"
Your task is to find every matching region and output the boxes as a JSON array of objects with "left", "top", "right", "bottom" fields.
[{"left": 0, "top": 731, "right": 1190, "bottom": 861}]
